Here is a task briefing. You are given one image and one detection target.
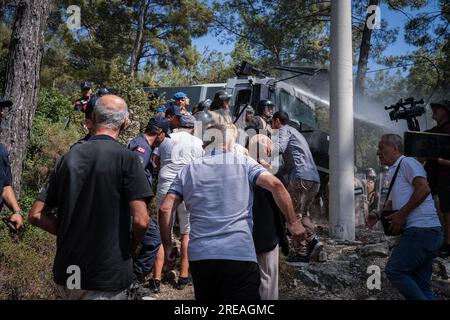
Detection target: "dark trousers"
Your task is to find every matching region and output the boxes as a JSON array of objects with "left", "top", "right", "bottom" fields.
[
  {"left": 133, "top": 219, "right": 161, "bottom": 276},
  {"left": 386, "top": 227, "right": 443, "bottom": 300},
  {"left": 190, "top": 259, "right": 261, "bottom": 301}
]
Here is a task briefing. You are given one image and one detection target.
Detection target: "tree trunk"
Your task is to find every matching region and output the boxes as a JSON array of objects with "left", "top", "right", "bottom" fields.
[
  {"left": 0, "top": 0, "right": 5, "bottom": 20},
  {"left": 130, "top": 0, "right": 148, "bottom": 81},
  {"left": 0, "top": 0, "right": 52, "bottom": 196},
  {"left": 355, "top": 0, "right": 380, "bottom": 97}
]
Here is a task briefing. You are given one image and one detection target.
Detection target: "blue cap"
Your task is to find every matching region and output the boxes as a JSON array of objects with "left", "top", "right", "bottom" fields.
[
  {"left": 146, "top": 116, "right": 171, "bottom": 138},
  {"left": 180, "top": 114, "right": 196, "bottom": 128},
  {"left": 165, "top": 104, "right": 182, "bottom": 117},
  {"left": 174, "top": 92, "right": 187, "bottom": 100}
]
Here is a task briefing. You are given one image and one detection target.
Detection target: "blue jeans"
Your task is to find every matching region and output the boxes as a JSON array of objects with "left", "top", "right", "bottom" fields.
[{"left": 385, "top": 227, "right": 443, "bottom": 300}]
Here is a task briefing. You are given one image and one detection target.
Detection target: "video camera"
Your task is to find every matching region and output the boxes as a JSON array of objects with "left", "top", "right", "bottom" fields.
[{"left": 384, "top": 97, "right": 425, "bottom": 131}]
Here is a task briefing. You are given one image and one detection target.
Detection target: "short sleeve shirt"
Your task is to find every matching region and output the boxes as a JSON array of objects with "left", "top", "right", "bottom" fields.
[
  {"left": 127, "top": 135, "right": 154, "bottom": 188},
  {"left": 168, "top": 151, "right": 267, "bottom": 262},
  {"left": 388, "top": 156, "right": 441, "bottom": 229},
  {"left": 40, "top": 135, "right": 153, "bottom": 291},
  {"left": 154, "top": 138, "right": 174, "bottom": 168}
]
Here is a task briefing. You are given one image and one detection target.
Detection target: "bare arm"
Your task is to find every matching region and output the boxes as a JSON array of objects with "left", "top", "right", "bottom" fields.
[
  {"left": 438, "top": 158, "right": 450, "bottom": 167},
  {"left": 256, "top": 173, "right": 306, "bottom": 242},
  {"left": 2, "top": 186, "right": 20, "bottom": 212},
  {"left": 158, "top": 193, "right": 182, "bottom": 265},
  {"left": 152, "top": 154, "right": 161, "bottom": 173},
  {"left": 130, "top": 199, "right": 150, "bottom": 242},
  {"left": 2, "top": 186, "right": 24, "bottom": 230},
  {"left": 28, "top": 200, "right": 57, "bottom": 235}
]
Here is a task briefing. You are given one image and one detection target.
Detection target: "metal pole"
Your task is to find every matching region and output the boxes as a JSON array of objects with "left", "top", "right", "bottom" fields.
[{"left": 329, "top": 0, "right": 355, "bottom": 240}]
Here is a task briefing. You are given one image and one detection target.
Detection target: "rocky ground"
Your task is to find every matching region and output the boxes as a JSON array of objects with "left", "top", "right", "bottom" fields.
[{"left": 138, "top": 224, "right": 450, "bottom": 300}]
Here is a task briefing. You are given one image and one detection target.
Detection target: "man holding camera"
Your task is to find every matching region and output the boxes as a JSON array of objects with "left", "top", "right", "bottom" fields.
[
  {"left": 368, "top": 134, "right": 442, "bottom": 300},
  {"left": 0, "top": 97, "right": 24, "bottom": 233},
  {"left": 424, "top": 100, "right": 450, "bottom": 257}
]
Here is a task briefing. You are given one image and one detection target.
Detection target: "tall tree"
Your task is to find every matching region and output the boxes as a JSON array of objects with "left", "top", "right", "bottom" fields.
[
  {"left": 377, "top": 0, "right": 449, "bottom": 100},
  {"left": 0, "top": 0, "right": 52, "bottom": 195},
  {"left": 355, "top": 0, "right": 381, "bottom": 96},
  {"left": 44, "top": 0, "right": 213, "bottom": 88},
  {"left": 213, "top": 0, "right": 331, "bottom": 69},
  {"left": 130, "top": 0, "right": 150, "bottom": 81}
]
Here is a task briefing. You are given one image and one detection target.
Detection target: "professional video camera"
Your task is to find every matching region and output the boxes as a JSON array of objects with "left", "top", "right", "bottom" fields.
[
  {"left": 384, "top": 97, "right": 426, "bottom": 131},
  {"left": 384, "top": 97, "right": 450, "bottom": 159}
]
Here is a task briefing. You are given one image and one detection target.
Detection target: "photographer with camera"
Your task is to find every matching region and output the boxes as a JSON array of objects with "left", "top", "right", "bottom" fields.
[
  {"left": 424, "top": 100, "right": 450, "bottom": 257},
  {"left": 0, "top": 97, "right": 24, "bottom": 234},
  {"left": 367, "top": 134, "right": 442, "bottom": 300}
]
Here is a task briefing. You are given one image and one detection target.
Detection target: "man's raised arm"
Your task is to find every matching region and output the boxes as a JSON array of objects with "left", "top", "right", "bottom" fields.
[{"left": 256, "top": 172, "right": 306, "bottom": 244}]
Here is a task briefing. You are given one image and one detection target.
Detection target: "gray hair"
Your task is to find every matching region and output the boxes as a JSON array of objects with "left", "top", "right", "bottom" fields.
[
  {"left": 206, "top": 123, "right": 234, "bottom": 148},
  {"left": 94, "top": 98, "right": 129, "bottom": 131},
  {"left": 380, "top": 134, "right": 404, "bottom": 152}
]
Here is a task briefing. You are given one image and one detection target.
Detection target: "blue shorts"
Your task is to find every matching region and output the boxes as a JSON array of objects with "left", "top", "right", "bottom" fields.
[{"left": 133, "top": 219, "right": 161, "bottom": 276}]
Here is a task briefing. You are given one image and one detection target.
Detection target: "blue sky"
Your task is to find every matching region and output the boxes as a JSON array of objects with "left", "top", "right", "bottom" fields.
[{"left": 192, "top": 1, "right": 441, "bottom": 73}]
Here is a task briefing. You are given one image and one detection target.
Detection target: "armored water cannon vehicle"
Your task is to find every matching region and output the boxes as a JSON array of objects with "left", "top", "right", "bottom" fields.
[{"left": 226, "top": 61, "right": 330, "bottom": 173}]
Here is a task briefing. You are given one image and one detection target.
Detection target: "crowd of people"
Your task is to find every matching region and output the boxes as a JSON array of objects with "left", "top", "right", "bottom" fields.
[
  {"left": 1, "top": 81, "right": 449, "bottom": 301},
  {"left": 23, "top": 84, "right": 325, "bottom": 301}
]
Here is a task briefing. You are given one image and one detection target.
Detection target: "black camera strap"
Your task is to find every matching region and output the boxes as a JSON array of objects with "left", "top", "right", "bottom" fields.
[{"left": 383, "top": 157, "right": 404, "bottom": 210}]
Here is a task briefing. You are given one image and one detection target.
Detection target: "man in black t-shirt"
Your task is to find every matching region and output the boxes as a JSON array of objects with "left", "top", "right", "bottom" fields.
[{"left": 29, "top": 95, "right": 152, "bottom": 300}]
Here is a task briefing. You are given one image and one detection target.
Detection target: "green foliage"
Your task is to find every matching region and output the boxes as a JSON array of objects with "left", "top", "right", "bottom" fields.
[
  {"left": 41, "top": 0, "right": 213, "bottom": 90},
  {"left": 106, "top": 60, "right": 159, "bottom": 144},
  {"left": 0, "top": 223, "right": 57, "bottom": 299},
  {"left": 0, "top": 23, "right": 12, "bottom": 93},
  {"left": 23, "top": 89, "right": 82, "bottom": 194},
  {"left": 354, "top": 120, "right": 384, "bottom": 170},
  {"left": 213, "top": 0, "right": 330, "bottom": 69},
  {"left": 377, "top": 1, "right": 450, "bottom": 100}
]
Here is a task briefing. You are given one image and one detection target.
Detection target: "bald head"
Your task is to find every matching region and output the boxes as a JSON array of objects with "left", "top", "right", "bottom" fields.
[{"left": 94, "top": 95, "right": 129, "bottom": 131}]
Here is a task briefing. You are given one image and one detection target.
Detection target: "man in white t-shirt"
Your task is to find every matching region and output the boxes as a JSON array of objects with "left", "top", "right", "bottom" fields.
[
  {"left": 368, "top": 134, "right": 442, "bottom": 300},
  {"left": 152, "top": 114, "right": 204, "bottom": 291}
]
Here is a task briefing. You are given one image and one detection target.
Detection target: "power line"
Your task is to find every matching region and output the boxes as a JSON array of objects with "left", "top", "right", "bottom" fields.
[{"left": 366, "top": 63, "right": 415, "bottom": 73}]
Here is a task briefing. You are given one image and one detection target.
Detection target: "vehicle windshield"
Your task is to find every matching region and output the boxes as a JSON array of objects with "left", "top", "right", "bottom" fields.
[{"left": 278, "top": 89, "right": 316, "bottom": 128}]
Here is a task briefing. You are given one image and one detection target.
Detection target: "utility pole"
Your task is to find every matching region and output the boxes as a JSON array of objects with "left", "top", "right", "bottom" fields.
[{"left": 329, "top": 0, "right": 355, "bottom": 240}]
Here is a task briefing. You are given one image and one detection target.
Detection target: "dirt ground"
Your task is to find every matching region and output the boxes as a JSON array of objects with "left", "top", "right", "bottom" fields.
[{"left": 142, "top": 222, "right": 450, "bottom": 301}]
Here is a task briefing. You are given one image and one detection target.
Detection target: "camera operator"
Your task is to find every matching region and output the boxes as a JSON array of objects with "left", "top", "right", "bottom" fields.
[
  {"left": 0, "top": 97, "right": 24, "bottom": 233},
  {"left": 424, "top": 100, "right": 450, "bottom": 257}
]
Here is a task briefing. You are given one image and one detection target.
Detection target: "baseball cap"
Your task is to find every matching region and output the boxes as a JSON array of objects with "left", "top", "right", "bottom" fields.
[
  {"left": 165, "top": 104, "right": 182, "bottom": 117},
  {"left": 98, "top": 87, "right": 110, "bottom": 96},
  {"left": 81, "top": 81, "right": 92, "bottom": 90},
  {"left": 0, "top": 97, "right": 13, "bottom": 109},
  {"left": 174, "top": 92, "right": 188, "bottom": 100},
  {"left": 146, "top": 116, "right": 171, "bottom": 138},
  {"left": 430, "top": 100, "right": 450, "bottom": 113},
  {"left": 180, "top": 114, "right": 196, "bottom": 128}
]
